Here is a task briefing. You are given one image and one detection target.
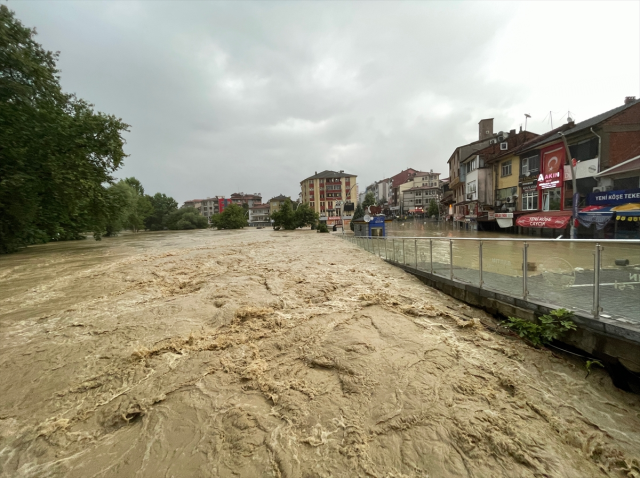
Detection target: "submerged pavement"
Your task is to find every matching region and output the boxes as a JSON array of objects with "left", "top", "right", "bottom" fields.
[{"left": 1, "top": 229, "right": 639, "bottom": 477}]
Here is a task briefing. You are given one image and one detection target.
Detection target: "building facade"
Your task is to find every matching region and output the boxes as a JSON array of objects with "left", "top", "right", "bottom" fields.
[
  {"left": 300, "top": 170, "right": 358, "bottom": 218},
  {"left": 269, "top": 195, "right": 290, "bottom": 215},
  {"left": 230, "top": 193, "right": 262, "bottom": 207},
  {"left": 249, "top": 203, "right": 270, "bottom": 225}
]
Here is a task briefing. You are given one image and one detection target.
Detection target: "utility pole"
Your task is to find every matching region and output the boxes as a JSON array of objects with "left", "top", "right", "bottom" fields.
[{"left": 559, "top": 132, "right": 578, "bottom": 239}]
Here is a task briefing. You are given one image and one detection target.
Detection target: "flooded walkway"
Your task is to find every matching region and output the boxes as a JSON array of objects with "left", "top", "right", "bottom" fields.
[{"left": 1, "top": 229, "right": 640, "bottom": 477}]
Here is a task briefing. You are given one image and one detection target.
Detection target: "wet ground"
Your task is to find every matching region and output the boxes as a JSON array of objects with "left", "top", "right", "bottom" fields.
[{"left": 1, "top": 229, "right": 640, "bottom": 477}]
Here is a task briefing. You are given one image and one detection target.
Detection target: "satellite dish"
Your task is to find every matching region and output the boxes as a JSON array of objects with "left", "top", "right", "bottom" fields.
[{"left": 363, "top": 214, "right": 371, "bottom": 223}]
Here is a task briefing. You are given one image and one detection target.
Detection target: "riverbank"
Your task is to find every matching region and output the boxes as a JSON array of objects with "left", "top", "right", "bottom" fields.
[{"left": 1, "top": 229, "right": 639, "bottom": 477}]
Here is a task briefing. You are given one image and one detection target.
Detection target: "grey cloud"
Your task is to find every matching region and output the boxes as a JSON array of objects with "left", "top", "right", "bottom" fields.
[{"left": 9, "top": 1, "right": 636, "bottom": 202}]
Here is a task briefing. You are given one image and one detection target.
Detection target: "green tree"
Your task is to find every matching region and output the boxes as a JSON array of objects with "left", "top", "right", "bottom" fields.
[
  {"left": 167, "top": 207, "right": 209, "bottom": 230},
  {"left": 0, "top": 6, "right": 129, "bottom": 252},
  {"left": 294, "top": 203, "right": 319, "bottom": 228},
  {"left": 102, "top": 181, "right": 134, "bottom": 237},
  {"left": 362, "top": 191, "right": 376, "bottom": 209},
  {"left": 427, "top": 199, "right": 439, "bottom": 218},
  {"left": 271, "top": 198, "right": 297, "bottom": 230},
  {"left": 210, "top": 204, "right": 247, "bottom": 230},
  {"left": 123, "top": 177, "right": 144, "bottom": 196},
  {"left": 350, "top": 203, "right": 364, "bottom": 231},
  {"left": 144, "top": 193, "right": 178, "bottom": 231},
  {"left": 377, "top": 196, "right": 387, "bottom": 206}
]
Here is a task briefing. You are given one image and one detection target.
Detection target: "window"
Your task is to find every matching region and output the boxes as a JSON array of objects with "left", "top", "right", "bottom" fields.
[
  {"left": 467, "top": 181, "right": 477, "bottom": 193},
  {"left": 501, "top": 160, "right": 512, "bottom": 177},
  {"left": 521, "top": 157, "right": 529, "bottom": 177},
  {"left": 569, "top": 138, "right": 599, "bottom": 162},
  {"left": 522, "top": 191, "right": 538, "bottom": 210},
  {"left": 542, "top": 188, "right": 561, "bottom": 211}
]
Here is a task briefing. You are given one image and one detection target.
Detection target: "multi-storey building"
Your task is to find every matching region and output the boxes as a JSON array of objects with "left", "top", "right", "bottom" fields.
[
  {"left": 230, "top": 192, "right": 262, "bottom": 207},
  {"left": 375, "top": 178, "right": 392, "bottom": 204},
  {"left": 507, "top": 97, "right": 640, "bottom": 236},
  {"left": 300, "top": 170, "right": 358, "bottom": 218},
  {"left": 397, "top": 170, "right": 441, "bottom": 212},
  {"left": 183, "top": 197, "right": 220, "bottom": 220},
  {"left": 269, "top": 195, "right": 290, "bottom": 215},
  {"left": 402, "top": 186, "right": 442, "bottom": 213},
  {"left": 248, "top": 203, "right": 270, "bottom": 225}
]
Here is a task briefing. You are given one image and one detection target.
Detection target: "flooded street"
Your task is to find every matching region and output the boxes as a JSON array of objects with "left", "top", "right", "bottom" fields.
[{"left": 1, "top": 229, "right": 640, "bottom": 477}]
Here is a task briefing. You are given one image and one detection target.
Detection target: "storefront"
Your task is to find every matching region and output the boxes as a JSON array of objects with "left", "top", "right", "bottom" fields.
[
  {"left": 516, "top": 210, "right": 572, "bottom": 229},
  {"left": 580, "top": 188, "right": 640, "bottom": 239},
  {"left": 537, "top": 143, "right": 565, "bottom": 212}
]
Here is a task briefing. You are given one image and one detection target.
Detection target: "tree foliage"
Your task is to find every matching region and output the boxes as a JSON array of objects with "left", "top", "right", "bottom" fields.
[
  {"left": 362, "top": 191, "right": 376, "bottom": 209},
  {"left": 210, "top": 203, "right": 247, "bottom": 230},
  {"left": 350, "top": 203, "right": 364, "bottom": 231},
  {"left": 144, "top": 193, "right": 178, "bottom": 231},
  {"left": 294, "top": 203, "right": 319, "bottom": 228},
  {"left": 0, "top": 6, "right": 130, "bottom": 252},
  {"left": 271, "top": 199, "right": 318, "bottom": 230},
  {"left": 427, "top": 199, "right": 439, "bottom": 218},
  {"left": 167, "top": 207, "right": 209, "bottom": 230}
]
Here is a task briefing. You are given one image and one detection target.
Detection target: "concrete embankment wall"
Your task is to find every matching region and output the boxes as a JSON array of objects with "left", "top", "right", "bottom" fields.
[{"left": 392, "top": 262, "right": 640, "bottom": 393}]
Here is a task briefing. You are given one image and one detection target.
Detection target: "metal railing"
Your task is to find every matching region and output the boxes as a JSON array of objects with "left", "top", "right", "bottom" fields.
[{"left": 345, "top": 236, "right": 640, "bottom": 323}]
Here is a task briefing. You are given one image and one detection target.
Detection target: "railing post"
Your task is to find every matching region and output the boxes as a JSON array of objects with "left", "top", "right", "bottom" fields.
[
  {"left": 392, "top": 239, "right": 396, "bottom": 262},
  {"left": 430, "top": 239, "right": 433, "bottom": 274},
  {"left": 593, "top": 243, "right": 602, "bottom": 319},
  {"left": 414, "top": 239, "right": 418, "bottom": 269},
  {"left": 449, "top": 239, "right": 453, "bottom": 280},
  {"left": 523, "top": 242, "right": 529, "bottom": 300},
  {"left": 479, "top": 240, "right": 483, "bottom": 289},
  {"left": 402, "top": 239, "right": 406, "bottom": 265},
  {"left": 384, "top": 238, "right": 388, "bottom": 260}
]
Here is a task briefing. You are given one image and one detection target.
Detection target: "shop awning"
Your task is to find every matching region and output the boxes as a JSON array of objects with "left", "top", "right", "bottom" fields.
[
  {"left": 497, "top": 218, "right": 513, "bottom": 228},
  {"left": 613, "top": 203, "right": 640, "bottom": 221},
  {"left": 516, "top": 210, "right": 572, "bottom": 229},
  {"left": 408, "top": 208, "right": 423, "bottom": 213},
  {"left": 578, "top": 206, "right": 614, "bottom": 230}
]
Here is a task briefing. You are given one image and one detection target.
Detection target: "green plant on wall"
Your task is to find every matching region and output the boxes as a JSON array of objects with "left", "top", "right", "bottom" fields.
[{"left": 504, "top": 308, "right": 576, "bottom": 347}]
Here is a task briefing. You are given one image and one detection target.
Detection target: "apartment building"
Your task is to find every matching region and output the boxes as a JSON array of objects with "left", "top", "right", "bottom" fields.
[
  {"left": 268, "top": 195, "right": 290, "bottom": 215},
  {"left": 230, "top": 192, "right": 262, "bottom": 207},
  {"left": 249, "top": 203, "right": 270, "bottom": 224},
  {"left": 182, "top": 197, "right": 218, "bottom": 220},
  {"left": 300, "top": 170, "right": 358, "bottom": 217}
]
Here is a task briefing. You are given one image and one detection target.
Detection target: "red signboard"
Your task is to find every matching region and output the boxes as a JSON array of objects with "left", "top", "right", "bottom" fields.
[
  {"left": 537, "top": 143, "right": 565, "bottom": 191},
  {"left": 516, "top": 211, "right": 571, "bottom": 229}
]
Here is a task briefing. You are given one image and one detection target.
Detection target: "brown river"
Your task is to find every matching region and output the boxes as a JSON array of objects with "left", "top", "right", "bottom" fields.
[{"left": 1, "top": 229, "right": 639, "bottom": 477}]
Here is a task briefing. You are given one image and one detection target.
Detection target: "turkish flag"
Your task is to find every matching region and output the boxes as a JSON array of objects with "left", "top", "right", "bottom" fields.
[{"left": 541, "top": 144, "right": 565, "bottom": 175}]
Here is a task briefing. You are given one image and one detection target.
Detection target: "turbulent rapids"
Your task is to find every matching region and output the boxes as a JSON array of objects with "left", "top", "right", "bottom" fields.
[{"left": 0, "top": 229, "right": 639, "bottom": 477}]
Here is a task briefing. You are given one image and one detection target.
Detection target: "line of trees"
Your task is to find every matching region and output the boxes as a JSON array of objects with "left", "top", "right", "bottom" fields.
[
  {"left": 271, "top": 199, "right": 319, "bottom": 230},
  {"left": 0, "top": 7, "right": 208, "bottom": 253}
]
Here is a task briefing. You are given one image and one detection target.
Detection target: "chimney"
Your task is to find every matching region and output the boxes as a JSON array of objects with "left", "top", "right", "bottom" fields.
[
  {"left": 625, "top": 96, "right": 636, "bottom": 105},
  {"left": 339, "top": 170, "right": 344, "bottom": 173},
  {"left": 509, "top": 129, "right": 516, "bottom": 135},
  {"left": 478, "top": 118, "right": 494, "bottom": 141}
]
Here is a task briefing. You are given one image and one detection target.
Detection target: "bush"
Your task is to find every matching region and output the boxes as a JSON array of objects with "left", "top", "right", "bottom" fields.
[
  {"left": 504, "top": 308, "right": 576, "bottom": 347},
  {"left": 210, "top": 204, "right": 247, "bottom": 230},
  {"left": 166, "top": 207, "right": 209, "bottom": 230},
  {"left": 317, "top": 223, "right": 329, "bottom": 233}
]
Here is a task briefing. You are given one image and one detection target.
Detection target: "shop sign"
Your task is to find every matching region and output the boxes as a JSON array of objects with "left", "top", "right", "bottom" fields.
[
  {"left": 488, "top": 211, "right": 495, "bottom": 220},
  {"left": 520, "top": 180, "right": 538, "bottom": 192},
  {"left": 589, "top": 188, "right": 640, "bottom": 206},
  {"left": 495, "top": 213, "right": 513, "bottom": 219},
  {"left": 537, "top": 171, "right": 561, "bottom": 190},
  {"left": 563, "top": 158, "right": 599, "bottom": 180}
]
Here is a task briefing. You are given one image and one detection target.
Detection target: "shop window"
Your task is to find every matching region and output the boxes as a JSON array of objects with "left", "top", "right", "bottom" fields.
[
  {"left": 542, "top": 188, "right": 561, "bottom": 211},
  {"left": 522, "top": 191, "right": 538, "bottom": 210},
  {"left": 501, "top": 160, "right": 512, "bottom": 177}
]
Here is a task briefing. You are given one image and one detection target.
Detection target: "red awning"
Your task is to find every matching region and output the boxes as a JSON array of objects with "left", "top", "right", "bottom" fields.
[{"left": 516, "top": 210, "right": 572, "bottom": 229}]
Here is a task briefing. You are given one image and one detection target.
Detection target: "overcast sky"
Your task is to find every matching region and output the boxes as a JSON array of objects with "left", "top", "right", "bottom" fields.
[{"left": 9, "top": 1, "right": 640, "bottom": 203}]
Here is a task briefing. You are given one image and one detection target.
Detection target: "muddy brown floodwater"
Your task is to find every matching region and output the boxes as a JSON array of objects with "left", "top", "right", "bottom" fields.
[{"left": 1, "top": 229, "right": 640, "bottom": 478}]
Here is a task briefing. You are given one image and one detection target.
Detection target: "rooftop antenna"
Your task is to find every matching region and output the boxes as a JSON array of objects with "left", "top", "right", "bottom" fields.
[
  {"left": 550, "top": 111, "right": 553, "bottom": 129},
  {"left": 567, "top": 110, "right": 573, "bottom": 123},
  {"left": 524, "top": 113, "right": 531, "bottom": 132}
]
